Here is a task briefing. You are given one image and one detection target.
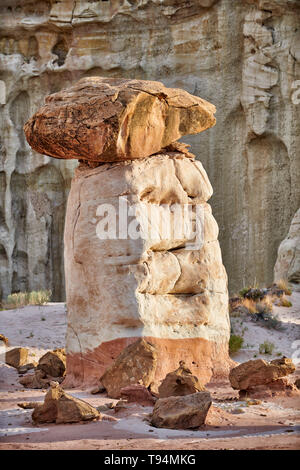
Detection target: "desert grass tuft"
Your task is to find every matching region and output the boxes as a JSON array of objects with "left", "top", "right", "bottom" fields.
[
  {"left": 4, "top": 290, "right": 52, "bottom": 309},
  {"left": 275, "top": 279, "right": 292, "bottom": 296}
]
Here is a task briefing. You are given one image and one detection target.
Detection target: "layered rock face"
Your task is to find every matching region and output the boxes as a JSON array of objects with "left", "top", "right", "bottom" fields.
[
  {"left": 1, "top": 0, "right": 299, "bottom": 301},
  {"left": 24, "top": 77, "right": 231, "bottom": 388},
  {"left": 274, "top": 208, "right": 300, "bottom": 290}
]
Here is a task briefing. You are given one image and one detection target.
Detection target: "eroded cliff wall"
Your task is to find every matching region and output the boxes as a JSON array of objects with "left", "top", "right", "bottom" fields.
[{"left": 0, "top": 0, "right": 299, "bottom": 299}]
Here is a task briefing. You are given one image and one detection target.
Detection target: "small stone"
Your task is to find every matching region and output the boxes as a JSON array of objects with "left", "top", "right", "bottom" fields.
[
  {"left": 17, "top": 402, "right": 41, "bottom": 409},
  {"left": 0, "top": 334, "right": 9, "bottom": 346},
  {"left": 114, "top": 400, "right": 128, "bottom": 413},
  {"left": 17, "top": 363, "right": 37, "bottom": 374},
  {"left": 158, "top": 361, "right": 205, "bottom": 398}
]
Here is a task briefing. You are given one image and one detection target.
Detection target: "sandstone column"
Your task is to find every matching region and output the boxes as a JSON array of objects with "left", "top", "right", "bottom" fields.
[{"left": 24, "top": 77, "right": 232, "bottom": 388}]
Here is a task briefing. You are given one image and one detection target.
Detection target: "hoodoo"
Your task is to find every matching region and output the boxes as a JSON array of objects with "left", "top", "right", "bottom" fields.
[{"left": 24, "top": 77, "right": 231, "bottom": 388}]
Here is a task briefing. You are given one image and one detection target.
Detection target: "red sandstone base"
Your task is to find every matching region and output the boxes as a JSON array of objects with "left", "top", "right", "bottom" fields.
[{"left": 63, "top": 336, "right": 235, "bottom": 389}]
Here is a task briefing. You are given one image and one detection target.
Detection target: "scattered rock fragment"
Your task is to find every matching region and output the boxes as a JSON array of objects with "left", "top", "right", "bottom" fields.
[
  {"left": 5, "top": 347, "right": 28, "bottom": 368},
  {"left": 114, "top": 400, "right": 128, "bottom": 413},
  {"left": 32, "top": 382, "right": 100, "bottom": 424},
  {"left": 229, "top": 357, "right": 295, "bottom": 391},
  {"left": 19, "top": 369, "right": 53, "bottom": 389},
  {"left": 90, "top": 382, "right": 106, "bottom": 395},
  {"left": 0, "top": 334, "right": 9, "bottom": 346},
  {"left": 121, "top": 384, "right": 156, "bottom": 406},
  {"left": 150, "top": 391, "right": 212, "bottom": 429},
  {"left": 239, "top": 377, "right": 299, "bottom": 399},
  {"left": 37, "top": 348, "right": 66, "bottom": 377},
  {"left": 18, "top": 402, "right": 42, "bottom": 409},
  {"left": 158, "top": 361, "right": 205, "bottom": 398},
  {"left": 100, "top": 339, "right": 157, "bottom": 398}
]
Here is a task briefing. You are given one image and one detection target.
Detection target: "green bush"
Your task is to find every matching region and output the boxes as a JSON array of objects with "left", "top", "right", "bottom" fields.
[
  {"left": 259, "top": 341, "right": 275, "bottom": 355},
  {"left": 229, "top": 334, "right": 244, "bottom": 354}
]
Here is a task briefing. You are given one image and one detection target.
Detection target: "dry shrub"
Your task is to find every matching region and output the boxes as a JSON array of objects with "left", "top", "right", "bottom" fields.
[
  {"left": 4, "top": 290, "right": 52, "bottom": 309},
  {"left": 276, "top": 279, "right": 292, "bottom": 296}
]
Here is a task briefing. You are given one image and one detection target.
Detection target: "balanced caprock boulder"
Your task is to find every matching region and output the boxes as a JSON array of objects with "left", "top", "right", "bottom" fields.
[{"left": 24, "top": 77, "right": 232, "bottom": 390}]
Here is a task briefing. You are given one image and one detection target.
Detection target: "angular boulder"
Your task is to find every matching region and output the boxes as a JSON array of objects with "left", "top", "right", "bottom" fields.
[
  {"left": 229, "top": 357, "right": 296, "bottom": 390},
  {"left": 32, "top": 382, "right": 100, "bottom": 424},
  {"left": 5, "top": 347, "right": 28, "bottom": 369},
  {"left": 100, "top": 339, "right": 157, "bottom": 398},
  {"left": 37, "top": 348, "right": 66, "bottom": 377},
  {"left": 150, "top": 391, "right": 212, "bottom": 429},
  {"left": 24, "top": 77, "right": 216, "bottom": 162},
  {"left": 158, "top": 361, "right": 205, "bottom": 398}
]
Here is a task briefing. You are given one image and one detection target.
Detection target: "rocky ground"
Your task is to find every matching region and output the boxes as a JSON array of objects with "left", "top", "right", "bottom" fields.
[{"left": 0, "top": 295, "right": 300, "bottom": 450}]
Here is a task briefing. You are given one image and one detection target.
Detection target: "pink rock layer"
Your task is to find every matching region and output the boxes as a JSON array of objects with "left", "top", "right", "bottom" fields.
[{"left": 63, "top": 336, "right": 235, "bottom": 389}]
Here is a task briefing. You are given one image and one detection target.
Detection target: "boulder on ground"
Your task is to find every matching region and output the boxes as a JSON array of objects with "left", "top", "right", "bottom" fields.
[
  {"left": 158, "top": 361, "right": 205, "bottom": 398},
  {"left": 229, "top": 357, "right": 295, "bottom": 390},
  {"left": 150, "top": 391, "right": 212, "bottom": 429},
  {"left": 37, "top": 348, "right": 66, "bottom": 377},
  {"left": 32, "top": 382, "right": 100, "bottom": 424},
  {"left": 121, "top": 384, "right": 156, "bottom": 406},
  {"left": 239, "top": 377, "right": 299, "bottom": 399},
  {"left": 19, "top": 369, "right": 52, "bottom": 389},
  {"left": 5, "top": 347, "right": 28, "bottom": 368},
  {"left": 24, "top": 77, "right": 216, "bottom": 163},
  {"left": 100, "top": 339, "right": 158, "bottom": 398}
]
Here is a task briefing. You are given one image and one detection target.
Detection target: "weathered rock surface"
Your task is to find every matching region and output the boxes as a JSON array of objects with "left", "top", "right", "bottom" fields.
[
  {"left": 120, "top": 385, "right": 156, "bottom": 406},
  {"left": 229, "top": 357, "right": 296, "bottom": 391},
  {"left": 5, "top": 347, "right": 28, "bottom": 368},
  {"left": 158, "top": 361, "right": 205, "bottom": 398},
  {"left": 19, "top": 369, "right": 53, "bottom": 389},
  {"left": 150, "top": 391, "right": 212, "bottom": 429},
  {"left": 64, "top": 151, "right": 231, "bottom": 389},
  {"left": 100, "top": 339, "right": 158, "bottom": 399},
  {"left": 239, "top": 377, "right": 299, "bottom": 399},
  {"left": 1, "top": 0, "right": 300, "bottom": 300},
  {"left": 32, "top": 382, "right": 100, "bottom": 424},
  {"left": 37, "top": 348, "right": 66, "bottom": 378},
  {"left": 24, "top": 77, "right": 215, "bottom": 162},
  {"left": 274, "top": 208, "right": 300, "bottom": 290}
]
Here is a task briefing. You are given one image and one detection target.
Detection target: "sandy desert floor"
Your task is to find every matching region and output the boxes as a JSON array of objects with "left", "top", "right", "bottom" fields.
[{"left": 0, "top": 294, "right": 300, "bottom": 450}]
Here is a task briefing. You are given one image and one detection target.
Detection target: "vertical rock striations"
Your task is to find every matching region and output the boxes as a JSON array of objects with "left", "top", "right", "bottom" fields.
[
  {"left": 274, "top": 208, "right": 300, "bottom": 290},
  {"left": 1, "top": 0, "right": 299, "bottom": 300},
  {"left": 24, "top": 77, "right": 231, "bottom": 388}
]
